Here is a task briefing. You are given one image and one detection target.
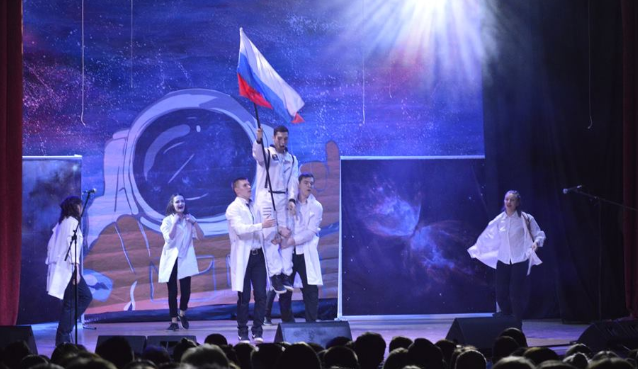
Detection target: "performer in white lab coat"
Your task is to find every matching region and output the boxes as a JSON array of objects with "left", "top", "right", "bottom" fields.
[
  {"left": 159, "top": 193, "right": 203, "bottom": 331},
  {"left": 46, "top": 196, "right": 93, "bottom": 346},
  {"left": 226, "top": 177, "right": 275, "bottom": 343},
  {"left": 279, "top": 173, "right": 324, "bottom": 322},
  {"left": 253, "top": 125, "right": 300, "bottom": 294},
  {"left": 468, "top": 190, "right": 546, "bottom": 321}
]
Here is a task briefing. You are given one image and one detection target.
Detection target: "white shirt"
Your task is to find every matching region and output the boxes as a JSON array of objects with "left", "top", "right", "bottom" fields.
[
  {"left": 468, "top": 211, "right": 546, "bottom": 273},
  {"left": 499, "top": 212, "right": 526, "bottom": 264}
]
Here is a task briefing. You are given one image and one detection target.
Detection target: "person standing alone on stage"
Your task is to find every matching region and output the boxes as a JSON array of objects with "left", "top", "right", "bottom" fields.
[
  {"left": 253, "top": 125, "right": 300, "bottom": 294},
  {"left": 468, "top": 190, "right": 546, "bottom": 321},
  {"left": 46, "top": 196, "right": 94, "bottom": 346},
  {"left": 226, "top": 178, "right": 275, "bottom": 343},
  {"left": 159, "top": 193, "right": 204, "bottom": 331}
]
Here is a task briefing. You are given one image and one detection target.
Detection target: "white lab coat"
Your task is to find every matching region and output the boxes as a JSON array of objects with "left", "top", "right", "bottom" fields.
[
  {"left": 468, "top": 211, "right": 546, "bottom": 275},
  {"left": 46, "top": 217, "right": 82, "bottom": 300},
  {"left": 226, "top": 197, "right": 265, "bottom": 292},
  {"left": 292, "top": 194, "right": 324, "bottom": 286},
  {"left": 158, "top": 215, "right": 200, "bottom": 283}
]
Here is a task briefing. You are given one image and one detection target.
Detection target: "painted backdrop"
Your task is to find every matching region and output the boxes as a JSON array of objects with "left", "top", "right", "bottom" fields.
[{"left": 23, "top": 0, "right": 486, "bottom": 319}]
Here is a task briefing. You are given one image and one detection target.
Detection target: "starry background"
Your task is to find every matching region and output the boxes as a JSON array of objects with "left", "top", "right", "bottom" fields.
[{"left": 22, "top": 0, "right": 487, "bottom": 319}]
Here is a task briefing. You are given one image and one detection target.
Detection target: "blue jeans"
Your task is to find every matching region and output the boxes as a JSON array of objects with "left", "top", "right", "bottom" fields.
[{"left": 56, "top": 275, "right": 93, "bottom": 346}]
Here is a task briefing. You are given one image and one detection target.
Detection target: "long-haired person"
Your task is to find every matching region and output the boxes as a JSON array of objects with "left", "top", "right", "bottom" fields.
[
  {"left": 46, "top": 196, "right": 93, "bottom": 346},
  {"left": 159, "top": 193, "right": 204, "bottom": 330},
  {"left": 468, "top": 190, "right": 546, "bottom": 321}
]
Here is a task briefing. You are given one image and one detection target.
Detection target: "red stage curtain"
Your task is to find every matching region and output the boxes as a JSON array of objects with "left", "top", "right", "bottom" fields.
[
  {"left": 0, "top": 0, "right": 23, "bottom": 326},
  {"left": 623, "top": 0, "right": 638, "bottom": 318}
]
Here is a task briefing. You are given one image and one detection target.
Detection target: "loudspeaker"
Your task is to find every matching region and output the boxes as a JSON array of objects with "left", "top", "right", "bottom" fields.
[
  {"left": 146, "top": 335, "right": 197, "bottom": 355},
  {"left": 577, "top": 321, "right": 638, "bottom": 352},
  {"left": 0, "top": 326, "right": 38, "bottom": 354},
  {"left": 96, "top": 335, "right": 147, "bottom": 356},
  {"left": 445, "top": 317, "right": 522, "bottom": 352},
  {"left": 274, "top": 321, "right": 352, "bottom": 347}
]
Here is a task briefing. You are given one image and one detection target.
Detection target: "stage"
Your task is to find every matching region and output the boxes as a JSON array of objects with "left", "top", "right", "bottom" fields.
[{"left": 29, "top": 318, "right": 588, "bottom": 358}]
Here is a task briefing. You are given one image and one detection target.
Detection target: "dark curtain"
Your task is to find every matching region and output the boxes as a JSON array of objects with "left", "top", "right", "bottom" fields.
[
  {"left": 482, "top": 1, "right": 626, "bottom": 321},
  {"left": 0, "top": 0, "right": 23, "bottom": 326},
  {"left": 622, "top": 0, "right": 638, "bottom": 319}
]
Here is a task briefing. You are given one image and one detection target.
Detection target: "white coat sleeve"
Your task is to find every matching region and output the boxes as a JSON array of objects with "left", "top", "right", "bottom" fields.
[
  {"left": 293, "top": 202, "right": 323, "bottom": 246},
  {"left": 226, "top": 205, "right": 263, "bottom": 236},
  {"left": 467, "top": 218, "right": 499, "bottom": 258},
  {"left": 65, "top": 218, "right": 82, "bottom": 264},
  {"left": 160, "top": 216, "right": 175, "bottom": 243}
]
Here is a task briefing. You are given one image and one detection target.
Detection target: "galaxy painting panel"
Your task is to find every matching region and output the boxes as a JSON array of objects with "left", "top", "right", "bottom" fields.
[{"left": 341, "top": 158, "right": 494, "bottom": 316}]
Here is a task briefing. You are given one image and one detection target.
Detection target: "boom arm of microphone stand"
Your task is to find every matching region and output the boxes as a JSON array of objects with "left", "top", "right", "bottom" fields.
[{"left": 568, "top": 188, "right": 638, "bottom": 212}]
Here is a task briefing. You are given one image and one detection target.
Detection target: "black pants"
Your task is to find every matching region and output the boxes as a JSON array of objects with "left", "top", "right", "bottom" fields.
[
  {"left": 167, "top": 262, "right": 191, "bottom": 318},
  {"left": 495, "top": 260, "right": 529, "bottom": 321},
  {"left": 265, "top": 289, "right": 277, "bottom": 319},
  {"left": 279, "top": 253, "right": 319, "bottom": 322},
  {"left": 56, "top": 275, "right": 93, "bottom": 345},
  {"left": 237, "top": 249, "right": 267, "bottom": 337}
]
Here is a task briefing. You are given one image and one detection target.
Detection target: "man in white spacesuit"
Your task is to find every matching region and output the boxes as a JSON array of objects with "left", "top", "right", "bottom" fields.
[{"left": 253, "top": 125, "right": 299, "bottom": 294}]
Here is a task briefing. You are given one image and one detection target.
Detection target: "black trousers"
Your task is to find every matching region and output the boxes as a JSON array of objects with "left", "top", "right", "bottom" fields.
[
  {"left": 495, "top": 260, "right": 529, "bottom": 321},
  {"left": 56, "top": 275, "right": 93, "bottom": 345},
  {"left": 167, "top": 262, "right": 191, "bottom": 318},
  {"left": 279, "top": 253, "right": 319, "bottom": 322},
  {"left": 237, "top": 249, "right": 267, "bottom": 337},
  {"left": 265, "top": 289, "right": 277, "bottom": 319}
]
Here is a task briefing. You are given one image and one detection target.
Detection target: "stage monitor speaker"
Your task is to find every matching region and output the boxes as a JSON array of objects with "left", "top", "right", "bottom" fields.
[
  {"left": 0, "top": 326, "right": 38, "bottom": 354},
  {"left": 577, "top": 321, "right": 638, "bottom": 352},
  {"left": 147, "top": 335, "right": 197, "bottom": 355},
  {"left": 274, "top": 321, "right": 352, "bottom": 347},
  {"left": 445, "top": 317, "right": 522, "bottom": 352},
  {"left": 96, "top": 335, "right": 147, "bottom": 356}
]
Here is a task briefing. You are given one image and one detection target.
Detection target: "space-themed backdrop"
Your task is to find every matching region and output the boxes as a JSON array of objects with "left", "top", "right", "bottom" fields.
[{"left": 22, "top": 0, "right": 488, "bottom": 321}]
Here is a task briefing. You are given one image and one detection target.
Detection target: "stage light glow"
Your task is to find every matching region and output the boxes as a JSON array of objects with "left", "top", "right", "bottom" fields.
[{"left": 333, "top": 0, "right": 484, "bottom": 83}]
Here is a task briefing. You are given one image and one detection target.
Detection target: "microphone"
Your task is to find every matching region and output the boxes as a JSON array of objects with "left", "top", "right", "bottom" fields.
[
  {"left": 83, "top": 188, "right": 97, "bottom": 194},
  {"left": 562, "top": 185, "right": 583, "bottom": 194}
]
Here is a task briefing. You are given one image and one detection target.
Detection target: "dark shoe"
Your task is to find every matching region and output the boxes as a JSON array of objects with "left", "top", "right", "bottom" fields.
[
  {"left": 282, "top": 274, "right": 294, "bottom": 292},
  {"left": 271, "top": 275, "right": 286, "bottom": 294},
  {"left": 55, "top": 332, "right": 72, "bottom": 346},
  {"left": 166, "top": 322, "right": 179, "bottom": 331},
  {"left": 252, "top": 335, "right": 264, "bottom": 344},
  {"left": 492, "top": 312, "right": 513, "bottom": 318},
  {"left": 263, "top": 317, "right": 273, "bottom": 326},
  {"left": 238, "top": 334, "right": 250, "bottom": 344},
  {"left": 178, "top": 314, "right": 189, "bottom": 329}
]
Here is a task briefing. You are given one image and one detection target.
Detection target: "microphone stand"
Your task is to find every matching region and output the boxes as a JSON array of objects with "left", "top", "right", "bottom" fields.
[
  {"left": 63, "top": 191, "right": 95, "bottom": 343},
  {"left": 566, "top": 188, "right": 638, "bottom": 321}
]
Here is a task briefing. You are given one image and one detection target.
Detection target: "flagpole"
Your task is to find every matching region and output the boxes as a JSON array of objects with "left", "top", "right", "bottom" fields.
[{"left": 253, "top": 103, "right": 281, "bottom": 280}]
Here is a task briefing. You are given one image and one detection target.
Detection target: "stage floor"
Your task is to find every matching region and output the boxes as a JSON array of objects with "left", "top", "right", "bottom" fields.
[{"left": 29, "top": 318, "right": 588, "bottom": 358}]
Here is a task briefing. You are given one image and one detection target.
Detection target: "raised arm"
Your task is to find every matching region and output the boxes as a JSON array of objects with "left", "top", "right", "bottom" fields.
[{"left": 252, "top": 127, "right": 266, "bottom": 166}]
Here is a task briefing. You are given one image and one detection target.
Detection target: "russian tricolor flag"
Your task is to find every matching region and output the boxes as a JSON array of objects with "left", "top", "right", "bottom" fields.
[{"left": 237, "top": 28, "right": 305, "bottom": 124}]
